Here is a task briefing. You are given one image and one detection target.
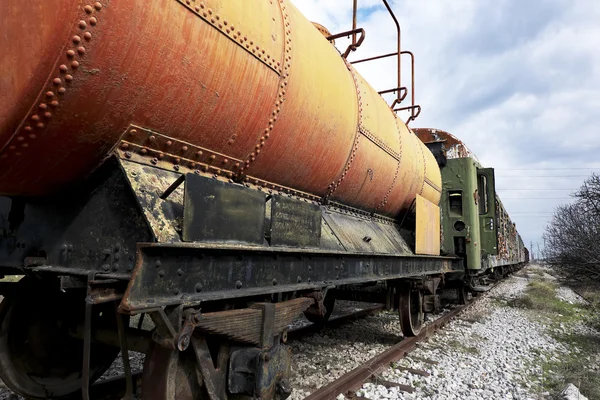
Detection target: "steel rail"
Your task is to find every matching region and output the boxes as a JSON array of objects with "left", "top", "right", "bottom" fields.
[{"left": 303, "top": 302, "right": 474, "bottom": 400}]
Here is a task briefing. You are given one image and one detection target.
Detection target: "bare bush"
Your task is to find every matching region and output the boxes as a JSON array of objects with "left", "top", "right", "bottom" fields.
[{"left": 543, "top": 174, "right": 600, "bottom": 282}]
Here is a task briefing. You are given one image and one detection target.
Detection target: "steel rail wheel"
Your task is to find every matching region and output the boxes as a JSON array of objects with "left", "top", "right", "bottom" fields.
[
  {"left": 0, "top": 277, "right": 122, "bottom": 399},
  {"left": 494, "top": 268, "right": 502, "bottom": 281},
  {"left": 142, "top": 336, "right": 232, "bottom": 400},
  {"left": 457, "top": 285, "right": 467, "bottom": 305},
  {"left": 398, "top": 283, "right": 423, "bottom": 336},
  {"left": 142, "top": 342, "right": 203, "bottom": 400}
]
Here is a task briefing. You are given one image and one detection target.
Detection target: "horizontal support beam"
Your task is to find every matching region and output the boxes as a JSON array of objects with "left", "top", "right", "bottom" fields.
[{"left": 121, "top": 243, "right": 462, "bottom": 313}]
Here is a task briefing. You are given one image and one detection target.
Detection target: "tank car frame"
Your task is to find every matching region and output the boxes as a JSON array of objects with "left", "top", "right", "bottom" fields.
[{"left": 0, "top": 149, "right": 463, "bottom": 400}]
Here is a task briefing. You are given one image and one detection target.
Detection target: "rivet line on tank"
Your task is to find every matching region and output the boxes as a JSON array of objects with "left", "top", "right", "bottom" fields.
[
  {"left": 177, "top": 0, "right": 281, "bottom": 74},
  {"left": 419, "top": 136, "right": 427, "bottom": 196},
  {"left": 360, "top": 127, "right": 401, "bottom": 161},
  {"left": 236, "top": 0, "right": 291, "bottom": 178},
  {"left": 327, "top": 200, "right": 394, "bottom": 224},
  {"left": 376, "top": 116, "right": 404, "bottom": 212},
  {"left": 325, "top": 59, "right": 363, "bottom": 200},
  {"left": 0, "top": 1, "right": 102, "bottom": 160},
  {"left": 402, "top": 134, "right": 421, "bottom": 204}
]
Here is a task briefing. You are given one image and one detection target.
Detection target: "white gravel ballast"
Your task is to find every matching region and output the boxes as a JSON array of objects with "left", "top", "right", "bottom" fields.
[
  {"left": 354, "top": 274, "right": 569, "bottom": 400},
  {"left": 290, "top": 268, "right": 592, "bottom": 400}
]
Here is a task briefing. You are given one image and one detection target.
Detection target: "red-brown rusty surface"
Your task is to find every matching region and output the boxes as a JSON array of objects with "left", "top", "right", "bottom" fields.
[
  {"left": 413, "top": 128, "right": 479, "bottom": 162},
  {"left": 496, "top": 198, "right": 520, "bottom": 263},
  {"left": 0, "top": 0, "right": 441, "bottom": 218}
]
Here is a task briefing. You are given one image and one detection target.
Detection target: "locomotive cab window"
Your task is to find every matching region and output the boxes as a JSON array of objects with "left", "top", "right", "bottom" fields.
[
  {"left": 478, "top": 175, "right": 488, "bottom": 215},
  {"left": 448, "top": 191, "right": 463, "bottom": 216}
]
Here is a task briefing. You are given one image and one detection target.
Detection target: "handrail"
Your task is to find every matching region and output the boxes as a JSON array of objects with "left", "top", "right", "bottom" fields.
[
  {"left": 378, "top": 87, "right": 408, "bottom": 102},
  {"left": 344, "top": 0, "right": 422, "bottom": 122},
  {"left": 394, "top": 105, "right": 422, "bottom": 125},
  {"left": 353, "top": 50, "right": 419, "bottom": 122},
  {"left": 382, "top": 0, "right": 402, "bottom": 109},
  {"left": 400, "top": 50, "right": 415, "bottom": 111},
  {"left": 326, "top": 28, "right": 366, "bottom": 58}
]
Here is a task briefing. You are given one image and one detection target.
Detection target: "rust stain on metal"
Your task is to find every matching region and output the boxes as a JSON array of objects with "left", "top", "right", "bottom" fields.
[
  {"left": 176, "top": 0, "right": 284, "bottom": 75},
  {"left": 415, "top": 194, "right": 440, "bottom": 256},
  {"left": 413, "top": 128, "right": 479, "bottom": 161},
  {"left": 1, "top": 0, "right": 439, "bottom": 222},
  {"left": 311, "top": 22, "right": 335, "bottom": 44}
]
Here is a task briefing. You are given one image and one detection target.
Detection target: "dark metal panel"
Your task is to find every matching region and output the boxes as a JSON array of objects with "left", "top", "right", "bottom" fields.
[
  {"left": 477, "top": 167, "right": 498, "bottom": 256},
  {"left": 322, "top": 209, "right": 412, "bottom": 254},
  {"left": 183, "top": 173, "right": 266, "bottom": 245},
  {"left": 0, "top": 197, "right": 10, "bottom": 234},
  {"left": 270, "top": 196, "right": 321, "bottom": 247},
  {"left": 120, "top": 242, "right": 462, "bottom": 313},
  {"left": 0, "top": 158, "right": 152, "bottom": 274}
]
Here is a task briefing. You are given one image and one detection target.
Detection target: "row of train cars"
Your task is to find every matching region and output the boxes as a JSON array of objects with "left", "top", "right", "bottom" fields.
[
  {"left": 0, "top": 127, "right": 529, "bottom": 400},
  {"left": 0, "top": 1, "right": 528, "bottom": 399}
]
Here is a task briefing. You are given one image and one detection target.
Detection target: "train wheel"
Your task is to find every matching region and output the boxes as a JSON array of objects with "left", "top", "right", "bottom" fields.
[
  {"left": 398, "top": 283, "right": 423, "bottom": 336},
  {"left": 143, "top": 335, "right": 236, "bottom": 400},
  {"left": 457, "top": 285, "right": 467, "bottom": 305},
  {"left": 142, "top": 342, "right": 204, "bottom": 400},
  {"left": 494, "top": 268, "right": 502, "bottom": 281},
  {"left": 303, "top": 292, "right": 335, "bottom": 325},
  {"left": 0, "top": 277, "right": 121, "bottom": 399}
]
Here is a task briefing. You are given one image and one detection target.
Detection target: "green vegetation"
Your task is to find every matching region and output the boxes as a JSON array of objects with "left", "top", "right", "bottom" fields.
[
  {"left": 534, "top": 333, "right": 600, "bottom": 400},
  {"left": 506, "top": 271, "right": 600, "bottom": 398},
  {"left": 507, "top": 280, "right": 583, "bottom": 321}
]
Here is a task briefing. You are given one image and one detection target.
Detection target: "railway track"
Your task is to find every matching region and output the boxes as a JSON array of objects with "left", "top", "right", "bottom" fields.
[{"left": 302, "top": 298, "right": 478, "bottom": 400}]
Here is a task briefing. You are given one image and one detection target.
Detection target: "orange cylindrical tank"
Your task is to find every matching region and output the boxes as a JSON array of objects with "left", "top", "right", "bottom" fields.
[{"left": 0, "top": 0, "right": 440, "bottom": 217}]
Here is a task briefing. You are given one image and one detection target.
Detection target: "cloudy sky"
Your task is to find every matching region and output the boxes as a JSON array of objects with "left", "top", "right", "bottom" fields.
[{"left": 291, "top": 0, "right": 600, "bottom": 256}]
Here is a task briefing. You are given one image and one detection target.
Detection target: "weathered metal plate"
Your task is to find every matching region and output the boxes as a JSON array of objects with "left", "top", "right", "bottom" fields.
[
  {"left": 183, "top": 173, "right": 266, "bottom": 244},
  {"left": 120, "top": 243, "right": 462, "bottom": 312},
  {"left": 119, "top": 159, "right": 183, "bottom": 243},
  {"left": 270, "top": 196, "right": 321, "bottom": 248},
  {"left": 320, "top": 218, "right": 347, "bottom": 251},
  {"left": 322, "top": 210, "right": 412, "bottom": 255},
  {"left": 415, "top": 195, "right": 440, "bottom": 256}
]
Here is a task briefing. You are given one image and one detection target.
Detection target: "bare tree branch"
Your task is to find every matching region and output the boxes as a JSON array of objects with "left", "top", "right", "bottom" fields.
[{"left": 543, "top": 173, "right": 600, "bottom": 283}]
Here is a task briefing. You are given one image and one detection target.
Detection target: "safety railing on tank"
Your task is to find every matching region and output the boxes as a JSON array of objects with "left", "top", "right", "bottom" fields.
[{"left": 325, "top": 0, "right": 422, "bottom": 124}]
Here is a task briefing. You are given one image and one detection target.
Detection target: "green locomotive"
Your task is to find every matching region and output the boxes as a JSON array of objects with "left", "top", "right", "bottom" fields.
[{"left": 415, "top": 128, "right": 529, "bottom": 291}]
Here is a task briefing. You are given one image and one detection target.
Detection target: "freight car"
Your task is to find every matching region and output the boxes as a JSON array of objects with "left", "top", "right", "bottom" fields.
[
  {"left": 0, "top": 1, "right": 525, "bottom": 399},
  {"left": 414, "top": 128, "right": 529, "bottom": 289}
]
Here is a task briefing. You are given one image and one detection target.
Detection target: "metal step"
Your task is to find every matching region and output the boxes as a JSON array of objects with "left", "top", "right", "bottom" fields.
[{"left": 471, "top": 285, "right": 493, "bottom": 292}]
